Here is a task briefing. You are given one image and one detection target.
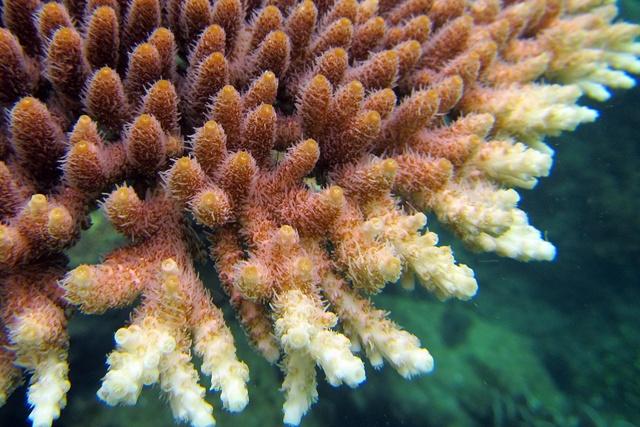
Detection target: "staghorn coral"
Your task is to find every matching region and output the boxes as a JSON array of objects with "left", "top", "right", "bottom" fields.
[{"left": 0, "top": 0, "right": 637, "bottom": 425}]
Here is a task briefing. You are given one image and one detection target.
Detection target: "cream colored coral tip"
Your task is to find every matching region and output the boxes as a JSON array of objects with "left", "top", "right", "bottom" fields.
[
  {"left": 300, "top": 0, "right": 314, "bottom": 11},
  {"left": 161, "top": 258, "right": 179, "bottom": 273},
  {"left": 163, "top": 274, "right": 180, "bottom": 293},
  {"left": 154, "top": 79, "right": 172, "bottom": 90},
  {"left": 278, "top": 225, "right": 297, "bottom": 245},
  {"left": 381, "top": 158, "right": 398, "bottom": 176},
  {"left": 98, "top": 67, "right": 113, "bottom": 78},
  {"left": 174, "top": 157, "right": 192, "bottom": 172},
  {"left": 269, "top": 30, "right": 288, "bottom": 43},
  {"left": 347, "top": 80, "right": 364, "bottom": 92},
  {"left": 153, "top": 27, "right": 172, "bottom": 38},
  {"left": 410, "top": 212, "right": 427, "bottom": 228},
  {"left": 262, "top": 70, "right": 276, "bottom": 81},
  {"left": 295, "top": 257, "right": 313, "bottom": 278},
  {"left": 413, "top": 349, "right": 434, "bottom": 373},
  {"left": 136, "top": 114, "right": 153, "bottom": 125},
  {"left": 300, "top": 138, "right": 318, "bottom": 153},
  {"left": 220, "top": 85, "right": 237, "bottom": 96},
  {"left": 17, "top": 97, "right": 35, "bottom": 109},
  {"left": 203, "top": 120, "right": 220, "bottom": 132},
  {"left": 72, "top": 265, "right": 92, "bottom": 286},
  {"left": 42, "top": 2, "right": 61, "bottom": 15},
  {"left": 48, "top": 207, "right": 67, "bottom": 222},
  {"left": 136, "top": 43, "right": 155, "bottom": 55},
  {"left": 380, "top": 49, "right": 398, "bottom": 61},
  {"left": 256, "top": 103, "right": 275, "bottom": 116},
  {"left": 54, "top": 27, "right": 78, "bottom": 42},
  {"left": 222, "top": 381, "right": 249, "bottom": 412},
  {"left": 240, "top": 265, "right": 260, "bottom": 286},
  {"left": 31, "top": 193, "right": 47, "bottom": 204},
  {"left": 158, "top": 334, "right": 176, "bottom": 353},
  {"left": 326, "top": 185, "right": 344, "bottom": 205},
  {"left": 364, "top": 110, "right": 381, "bottom": 124},
  {"left": 114, "top": 186, "right": 132, "bottom": 202},
  {"left": 94, "top": 5, "right": 116, "bottom": 16},
  {"left": 328, "top": 47, "right": 347, "bottom": 60},
  {"left": 382, "top": 256, "right": 402, "bottom": 279},
  {"left": 114, "top": 327, "right": 131, "bottom": 345},
  {"left": 310, "top": 74, "right": 329, "bottom": 85},
  {"left": 206, "top": 51, "right": 225, "bottom": 64},
  {"left": 234, "top": 151, "right": 252, "bottom": 166},
  {"left": 29, "top": 194, "right": 48, "bottom": 212},
  {"left": 77, "top": 115, "right": 92, "bottom": 125},
  {"left": 287, "top": 326, "right": 310, "bottom": 349}
]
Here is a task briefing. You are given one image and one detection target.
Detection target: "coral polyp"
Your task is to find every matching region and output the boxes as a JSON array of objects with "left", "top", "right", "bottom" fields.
[{"left": 0, "top": 0, "right": 638, "bottom": 425}]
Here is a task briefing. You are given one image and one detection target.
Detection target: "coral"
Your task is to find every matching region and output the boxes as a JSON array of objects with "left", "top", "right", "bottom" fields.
[
  {"left": 0, "top": 0, "right": 637, "bottom": 426},
  {"left": 353, "top": 294, "right": 576, "bottom": 426}
]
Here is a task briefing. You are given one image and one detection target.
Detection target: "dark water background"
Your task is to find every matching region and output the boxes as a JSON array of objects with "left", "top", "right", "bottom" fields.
[{"left": 2, "top": 3, "right": 640, "bottom": 427}]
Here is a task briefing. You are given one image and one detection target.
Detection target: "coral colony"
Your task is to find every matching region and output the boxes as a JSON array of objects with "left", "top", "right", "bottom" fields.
[{"left": 0, "top": 0, "right": 637, "bottom": 425}]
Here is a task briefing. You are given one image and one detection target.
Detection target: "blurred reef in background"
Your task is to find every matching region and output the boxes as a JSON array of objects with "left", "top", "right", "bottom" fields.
[{"left": 2, "top": 2, "right": 640, "bottom": 426}]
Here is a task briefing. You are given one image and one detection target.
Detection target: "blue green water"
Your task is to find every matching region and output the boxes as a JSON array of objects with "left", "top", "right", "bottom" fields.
[{"left": 2, "top": 6, "right": 640, "bottom": 427}]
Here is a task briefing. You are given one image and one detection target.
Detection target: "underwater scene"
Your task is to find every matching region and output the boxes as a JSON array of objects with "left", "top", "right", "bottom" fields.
[{"left": 1, "top": 0, "right": 639, "bottom": 426}]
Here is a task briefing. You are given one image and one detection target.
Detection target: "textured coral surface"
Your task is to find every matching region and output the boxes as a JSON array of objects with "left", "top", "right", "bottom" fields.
[{"left": 0, "top": 0, "right": 638, "bottom": 425}]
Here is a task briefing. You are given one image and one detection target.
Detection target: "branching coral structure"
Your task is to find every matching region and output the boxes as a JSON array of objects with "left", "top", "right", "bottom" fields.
[{"left": 0, "top": 0, "right": 637, "bottom": 425}]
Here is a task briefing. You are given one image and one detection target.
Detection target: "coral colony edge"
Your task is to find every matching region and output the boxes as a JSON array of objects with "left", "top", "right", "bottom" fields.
[{"left": 0, "top": 0, "right": 637, "bottom": 425}]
